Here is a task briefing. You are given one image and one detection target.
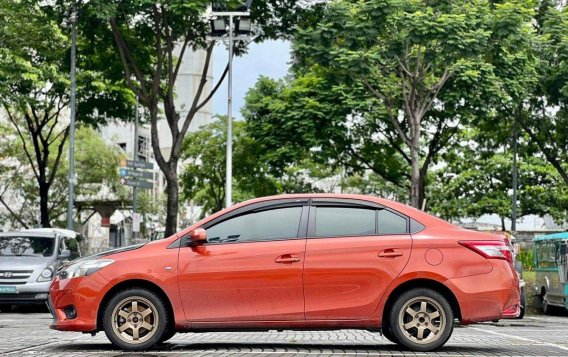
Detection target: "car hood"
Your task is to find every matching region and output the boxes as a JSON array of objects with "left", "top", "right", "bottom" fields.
[{"left": 0, "top": 256, "right": 53, "bottom": 270}]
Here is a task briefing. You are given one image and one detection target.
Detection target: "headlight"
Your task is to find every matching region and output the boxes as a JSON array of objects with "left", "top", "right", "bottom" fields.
[
  {"left": 37, "top": 266, "right": 54, "bottom": 282},
  {"left": 58, "top": 259, "right": 114, "bottom": 280}
]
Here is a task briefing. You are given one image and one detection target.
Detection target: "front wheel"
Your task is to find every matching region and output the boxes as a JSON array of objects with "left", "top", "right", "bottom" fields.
[
  {"left": 103, "top": 288, "right": 168, "bottom": 351},
  {"left": 389, "top": 288, "right": 454, "bottom": 352}
]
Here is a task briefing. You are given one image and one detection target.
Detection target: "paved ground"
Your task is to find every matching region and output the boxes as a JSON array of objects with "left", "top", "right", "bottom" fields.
[{"left": 0, "top": 311, "right": 567, "bottom": 356}]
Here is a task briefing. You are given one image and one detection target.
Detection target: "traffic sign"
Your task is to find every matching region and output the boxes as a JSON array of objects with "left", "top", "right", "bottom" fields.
[
  {"left": 127, "top": 160, "right": 154, "bottom": 170},
  {"left": 120, "top": 168, "right": 153, "bottom": 179},
  {"left": 123, "top": 179, "right": 153, "bottom": 189}
]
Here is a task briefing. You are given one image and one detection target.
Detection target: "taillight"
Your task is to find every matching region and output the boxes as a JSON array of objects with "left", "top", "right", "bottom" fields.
[{"left": 459, "top": 240, "right": 513, "bottom": 264}]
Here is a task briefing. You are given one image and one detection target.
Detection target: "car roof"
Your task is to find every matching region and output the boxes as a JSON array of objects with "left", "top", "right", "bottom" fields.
[
  {"left": 175, "top": 193, "right": 456, "bottom": 239},
  {"left": 0, "top": 230, "right": 57, "bottom": 238},
  {"left": 26, "top": 228, "right": 77, "bottom": 239}
]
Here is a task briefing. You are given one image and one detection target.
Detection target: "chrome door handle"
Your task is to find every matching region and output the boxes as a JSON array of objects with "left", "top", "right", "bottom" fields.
[
  {"left": 275, "top": 255, "right": 301, "bottom": 263},
  {"left": 378, "top": 249, "right": 403, "bottom": 258}
]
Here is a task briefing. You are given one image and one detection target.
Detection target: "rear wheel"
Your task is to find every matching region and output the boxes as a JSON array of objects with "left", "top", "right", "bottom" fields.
[
  {"left": 103, "top": 288, "right": 168, "bottom": 351},
  {"left": 389, "top": 288, "right": 454, "bottom": 352}
]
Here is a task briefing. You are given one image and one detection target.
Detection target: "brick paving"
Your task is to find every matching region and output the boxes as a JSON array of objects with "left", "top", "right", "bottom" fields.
[{"left": 0, "top": 310, "right": 567, "bottom": 356}]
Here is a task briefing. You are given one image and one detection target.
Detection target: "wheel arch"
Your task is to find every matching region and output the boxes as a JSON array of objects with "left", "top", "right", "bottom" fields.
[
  {"left": 96, "top": 279, "right": 175, "bottom": 332},
  {"left": 381, "top": 278, "right": 462, "bottom": 326}
]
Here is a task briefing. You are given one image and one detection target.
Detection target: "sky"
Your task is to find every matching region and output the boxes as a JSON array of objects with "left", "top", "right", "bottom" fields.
[{"left": 212, "top": 40, "right": 291, "bottom": 119}]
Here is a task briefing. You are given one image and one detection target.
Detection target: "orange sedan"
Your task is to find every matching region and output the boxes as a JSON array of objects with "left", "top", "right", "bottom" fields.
[{"left": 48, "top": 194, "right": 520, "bottom": 351}]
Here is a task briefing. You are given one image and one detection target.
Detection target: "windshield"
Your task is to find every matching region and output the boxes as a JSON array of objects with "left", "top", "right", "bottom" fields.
[{"left": 0, "top": 236, "right": 55, "bottom": 257}]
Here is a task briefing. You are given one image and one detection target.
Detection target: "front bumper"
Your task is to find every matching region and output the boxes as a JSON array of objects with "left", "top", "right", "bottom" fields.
[{"left": 48, "top": 272, "right": 109, "bottom": 332}]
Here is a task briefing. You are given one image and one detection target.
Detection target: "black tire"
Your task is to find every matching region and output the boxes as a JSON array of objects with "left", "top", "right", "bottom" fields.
[
  {"left": 158, "top": 328, "right": 176, "bottom": 344},
  {"left": 389, "top": 288, "right": 454, "bottom": 352},
  {"left": 381, "top": 325, "right": 398, "bottom": 344},
  {"left": 103, "top": 288, "right": 169, "bottom": 351},
  {"left": 517, "top": 286, "right": 526, "bottom": 319},
  {"left": 541, "top": 291, "right": 555, "bottom": 315}
]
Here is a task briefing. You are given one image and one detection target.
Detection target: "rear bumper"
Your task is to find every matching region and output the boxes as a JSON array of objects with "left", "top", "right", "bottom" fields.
[
  {"left": 450, "top": 261, "right": 520, "bottom": 323},
  {"left": 48, "top": 273, "right": 109, "bottom": 332}
]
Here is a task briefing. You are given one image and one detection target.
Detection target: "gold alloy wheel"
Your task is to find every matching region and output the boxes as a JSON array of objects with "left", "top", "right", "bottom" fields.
[
  {"left": 397, "top": 296, "right": 446, "bottom": 345},
  {"left": 111, "top": 296, "right": 159, "bottom": 344}
]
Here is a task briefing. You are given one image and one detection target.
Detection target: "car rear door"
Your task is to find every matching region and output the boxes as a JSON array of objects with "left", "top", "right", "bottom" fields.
[
  {"left": 178, "top": 199, "right": 309, "bottom": 322},
  {"left": 303, "top": 199, "right": 412, "bottom": 320}
]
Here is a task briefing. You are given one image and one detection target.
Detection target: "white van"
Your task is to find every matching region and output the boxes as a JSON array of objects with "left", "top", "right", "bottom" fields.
[{"left": 0, "top": 229, "right": 80, "bottom": 305}]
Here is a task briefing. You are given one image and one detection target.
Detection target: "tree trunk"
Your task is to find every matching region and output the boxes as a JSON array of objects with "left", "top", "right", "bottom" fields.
[
  {"left": 409, "top": 125, "right": 422, "bottom": 209},
  {"left": 164, "top": 169, "right": 178, "bottom": 237},
  {"left": 39, "top": 180, "right": 51, "bottom": 227}
]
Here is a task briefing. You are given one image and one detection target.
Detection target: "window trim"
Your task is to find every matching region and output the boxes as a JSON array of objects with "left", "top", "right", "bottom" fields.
[
  {"left": 306, "top": 199, "right": 411, "bottom": 239},
  {"left": 200, "top": 204, "right": 309, "bottom": 246},
  {"left": 202, "top": 198, "right": 309, "bottom": 230},
  {"left": 308, "top": 205, "right": 379, "bottom": 239}
]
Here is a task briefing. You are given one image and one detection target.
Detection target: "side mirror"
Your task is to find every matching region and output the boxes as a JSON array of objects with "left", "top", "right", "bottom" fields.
[
  {"left": 59, "top": 249, "right": 71, "bottom": 260},
  {"left": 189, "top": 228, "right": 207, "bottom": 245}
]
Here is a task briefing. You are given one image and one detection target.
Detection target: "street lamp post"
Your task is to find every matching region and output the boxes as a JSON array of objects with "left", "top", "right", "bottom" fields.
[
  {"left": 66, "top": 5, "right": 78, "bottom": 231},
  {"left": 209, "top": 9, "right": 253, "bottom": 208}
]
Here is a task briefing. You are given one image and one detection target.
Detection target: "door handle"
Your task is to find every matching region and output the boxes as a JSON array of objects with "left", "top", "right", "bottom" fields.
[
  {"left": 378, "top": 249, "right": 403, "bottom": 258},
  {"left": 275, "top": 254, "right": 301, "bottom": 264}
]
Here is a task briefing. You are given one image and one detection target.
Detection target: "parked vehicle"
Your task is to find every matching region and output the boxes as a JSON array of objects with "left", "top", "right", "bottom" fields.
[
  {"left": 533, "top": 232, "right": 568, "bottom": 314},
  {"left": 0, "top": 228, "right": 80, "bottom": 305},
  {"left": 149, "top": 229, "right": 165, "bottom": 242},
  {"left": 501, "top": 232, "right": 526, "bottom": 319},
  {"left": 49, "top": 194, "right": 520, "bottom": 352}
]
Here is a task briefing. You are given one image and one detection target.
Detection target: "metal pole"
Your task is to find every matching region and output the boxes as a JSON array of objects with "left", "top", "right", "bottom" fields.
[
  {"left": 225, "top": 14, "right": 234, "bottom": 208},
  {"left": 66, "top": 6, "right": 77, "bottom": 231},
  {"left": 512, "top": 110, "right": 518, "bottom": 233},
  {"left": 132, "top": 98, "right": 138, "bottom": 244}
]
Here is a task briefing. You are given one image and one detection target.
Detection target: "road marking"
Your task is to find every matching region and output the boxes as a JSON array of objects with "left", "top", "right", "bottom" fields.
[{"left": 470, "top": 327, "right": 568, "bottom": 351}]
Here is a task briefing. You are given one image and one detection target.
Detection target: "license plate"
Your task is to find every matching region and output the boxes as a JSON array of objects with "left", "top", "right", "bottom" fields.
[{"left": 0, "top": 286, "right": 17, "bottom": 294}]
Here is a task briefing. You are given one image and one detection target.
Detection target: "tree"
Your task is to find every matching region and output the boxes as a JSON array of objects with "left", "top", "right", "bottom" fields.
[
  {"left": 245, "top": 0, "right": 535, "bottom": 209},
  {"left": 0, "top": 126, "right": 123, "bottom": 228},
  {"left": 181, "top": 116, "right": 326, "bottom": 217},
  {"left": 180, "top": 117, "right": 279, "bottom": 217},
  {"left": 430, "top": 129, "right": 568, "bottom": 230},
  {"left": 517, "top": 1, "right": 568, "bottom": 185},
  {"left": 0, "top": 0, "right": 131, "bottom": 227},
  {"left": 80, "top": 0, "right": 321, "bottom": 235}
]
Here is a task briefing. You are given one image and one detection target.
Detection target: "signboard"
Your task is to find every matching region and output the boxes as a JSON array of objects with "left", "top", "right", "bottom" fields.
[
  {"left": 123, "top": 169, "right": 153, "bottom": 180},
  {"left": 132, "top": 213, "right": 141, "bottom": 233},
  {"left": 123, "top": 179, "right": 153, "bottom": 189},
  {"left": 126, "top": 160, "right": 154, "bottom": 170},
  {"left": 118, "top": 159, "right": 154, "bottom": 189}
]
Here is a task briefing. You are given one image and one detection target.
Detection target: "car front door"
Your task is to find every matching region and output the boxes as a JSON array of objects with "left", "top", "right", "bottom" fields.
[
  {"left": 178, "top": 200, "right": 309, "bottom": 322},
  {"left": 303, "top": 199, "right": 412, "bottom": 320}
]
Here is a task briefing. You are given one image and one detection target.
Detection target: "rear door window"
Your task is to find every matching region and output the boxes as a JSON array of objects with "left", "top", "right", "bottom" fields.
[
  {"left": 314, "top": 207, "right": 376, "bottom": 237},
  {"left": 378, "top": 209, "right": 408, "bottom": 235}
]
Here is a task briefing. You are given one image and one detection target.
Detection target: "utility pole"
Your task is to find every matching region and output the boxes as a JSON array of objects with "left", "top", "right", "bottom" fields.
[
  {"left": 226, "top": 13, "right": 234, "bottom": 208},
  {"left": 132, "top": 98, "right": 139, "bottom": 243},
  {"left": 66, "top": 4, "right": 77, "bottom": 231},
  {"left": 512, "top": 110, "right": 519, "bottom": 233}
]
